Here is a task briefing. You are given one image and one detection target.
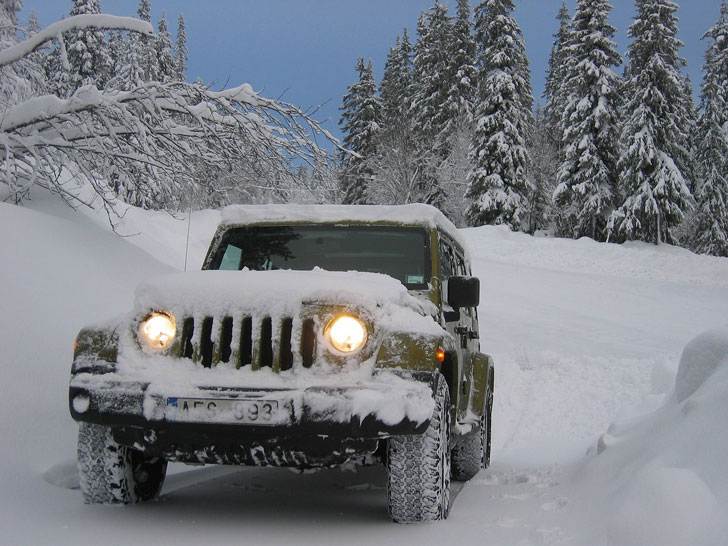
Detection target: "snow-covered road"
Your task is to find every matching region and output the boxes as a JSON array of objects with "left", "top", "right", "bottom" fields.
[{"left": 2, "top": 197, "right": 727, "bottom": 545}]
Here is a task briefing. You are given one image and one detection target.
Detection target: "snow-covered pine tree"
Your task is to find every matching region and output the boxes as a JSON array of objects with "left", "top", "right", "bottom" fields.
[
  {"left": 526, "top": 106, "right": 557, "bottom": 233},
  {"left": 543, "top": 2, "right": 571, "bottom": 145},
  {"left": 411, "top": 2, "right": 454, "bottom": 157},
  {"left": 692, "top": 2, "right": 728, "bottom": 256},
  {"left": 175, "top": 14, "right": 187, "bottom": 81},
  {"left": 553, "top": 0, "right": 622, "bottom": 241},
  {"left": 465, "top": 0, "right": 533, "bottom": 229},
  {"left": 65, "top": 0, "right": 111, "bottom": 93},
  {"left": 110, "top": 26, "right": 144, "bottom": 88},
  {"left": 608, "top": 0, "right": 693, "bottom": 245},
  {"left": 446, "top": 0, "right": 477, "bottom": 128},
  {"left": 106, "top": 30, "right": 125, "bottom": 79},
  {"left": 370, "top": 30, "right": 427, "bottom": 208},
  {"left": 409, "top": 3, "right": 455, "bottom": 210},
  {"left": 380, "top": 30, "right": 413, "bottom": 131},
  {"left": 339, "top": 58, "right": 382, "bottom": 204},
  {"left": 136, "top": 0, "right": 158, "bottom": 82},
  {"left": 156, "top": 13, "right": 176, "bottom": 82}
]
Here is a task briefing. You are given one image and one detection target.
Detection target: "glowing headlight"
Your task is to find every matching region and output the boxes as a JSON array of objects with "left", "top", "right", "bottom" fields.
[
  {"left": 138, "top": 311, "right": 176, "bottom": 352},
  {"left": 325, "top": 315, "right": 367, "bottom": 354}
]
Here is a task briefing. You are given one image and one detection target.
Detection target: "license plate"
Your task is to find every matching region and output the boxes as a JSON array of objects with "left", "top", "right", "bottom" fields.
[{"left": 166, "top": 397, "right": 281, "bottom": 425}]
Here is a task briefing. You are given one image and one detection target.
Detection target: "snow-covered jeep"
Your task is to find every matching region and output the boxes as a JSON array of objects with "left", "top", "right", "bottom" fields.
[{"left": 69, "top": 204, "right": 494, "bottom": 522}]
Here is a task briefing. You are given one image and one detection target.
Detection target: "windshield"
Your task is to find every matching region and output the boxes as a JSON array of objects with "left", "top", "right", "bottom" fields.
[{"left": 208, "top": 225, "right": 430, "bottom": 289}]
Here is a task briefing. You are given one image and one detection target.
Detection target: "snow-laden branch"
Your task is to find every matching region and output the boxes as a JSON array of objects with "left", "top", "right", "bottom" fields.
[
  {"left": 0, "top": 15, "right": 153, "bottom": 68},
  {"left": 2, "top": 80, "right": 339, "bottom": 215}
]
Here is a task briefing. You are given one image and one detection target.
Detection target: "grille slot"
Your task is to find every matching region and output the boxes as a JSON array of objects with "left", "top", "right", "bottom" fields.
[
  {"left": 239, "top": 316, "right": 253, "bottom": 367},
  {"left": 279, "top": 318, "right": 294, "bottom": 371},
  {"left": 301, "top": 318, "right": 315, "bottom": 368},
  {"left": 199, "top": 317, "right": 214, "bottom": 368},
  {"left": 180, "top": 317, "right": 194, "bottom": 359},
  {"left": 218, "top": 317, "right": 233, "bottom": 363},
  {"left": 259, "top": 317, "right": 273, "bottom": 368},
  {"left": 175, "top": 314, "right": 309, "bottom": 371}
]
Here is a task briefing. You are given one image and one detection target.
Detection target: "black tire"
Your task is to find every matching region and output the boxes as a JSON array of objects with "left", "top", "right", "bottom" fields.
[
  {"left": 451, "top": 386, "right": 493, "bottom": 481},
  {"left": 78, "top": 423, "right": 167, "bottom": 504},
  {"left": 386, "top": 376, "right": 451, "bottom": 523},
  {"left": 483, "top": 386, "right": 493, "bottom": 469}
]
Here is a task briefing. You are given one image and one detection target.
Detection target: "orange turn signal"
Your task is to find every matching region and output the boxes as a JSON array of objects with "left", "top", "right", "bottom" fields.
[{"left": 435, "top": 347, "right": 446, "bottom": 364}]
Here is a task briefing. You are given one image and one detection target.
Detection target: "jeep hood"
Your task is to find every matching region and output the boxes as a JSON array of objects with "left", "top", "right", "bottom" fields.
[{"left": 133, "top": 269, "right": 442, "bottom": 336}]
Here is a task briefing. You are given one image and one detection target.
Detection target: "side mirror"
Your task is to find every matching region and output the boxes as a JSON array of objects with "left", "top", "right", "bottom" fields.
[{"left": 447, "top": 276, "right": 480, "bottom": 309}]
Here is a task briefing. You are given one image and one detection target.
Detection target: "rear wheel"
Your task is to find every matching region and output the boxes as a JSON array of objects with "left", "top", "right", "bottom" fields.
[
  {"left": 483, "top": 386, "right": 493, "bottom": 469},
  {"left": 78, "top": 423, "right": 167, "bottom": 504},
  {"left": 386, "top": 376, "right": 451, "bottom": 523},
  {"left": 451, "top": 386, "right": 493, "bottom": 481}
]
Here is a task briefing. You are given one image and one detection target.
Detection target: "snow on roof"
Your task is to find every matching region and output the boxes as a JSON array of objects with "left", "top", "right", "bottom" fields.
[{"left": 220, "top": 203, "right": 465, "bottom": 247}]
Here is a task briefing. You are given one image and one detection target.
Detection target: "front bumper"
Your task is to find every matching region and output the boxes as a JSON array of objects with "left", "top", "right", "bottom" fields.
[{"left": 69, "top": 370, "right": 437, "bottom": 441}]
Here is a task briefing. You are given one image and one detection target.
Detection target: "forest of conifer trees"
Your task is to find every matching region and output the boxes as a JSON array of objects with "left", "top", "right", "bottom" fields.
[
  {"left": 1, "top": 0, "right": 727, "bottom": 257},
  {"left": 339, "top": 0, "right": 728, "bottom": 257}
]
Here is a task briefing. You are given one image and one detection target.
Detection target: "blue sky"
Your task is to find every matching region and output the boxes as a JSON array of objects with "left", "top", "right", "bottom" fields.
[{"left": 21, "top": 1, "right": 723, "bottom": 140}]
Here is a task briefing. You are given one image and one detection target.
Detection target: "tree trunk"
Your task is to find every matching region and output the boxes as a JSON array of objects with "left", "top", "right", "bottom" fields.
[{"left": 656, "top": 210, "right": 662, "bottom": 245}]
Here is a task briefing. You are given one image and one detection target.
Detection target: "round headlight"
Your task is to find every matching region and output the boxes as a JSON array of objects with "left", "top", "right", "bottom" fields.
[
  {"left": 325, "top": 315, "right": 367, "bottom": 354},
  {"left": 138, "top": 311, "right": 176, "bottom": 352}
]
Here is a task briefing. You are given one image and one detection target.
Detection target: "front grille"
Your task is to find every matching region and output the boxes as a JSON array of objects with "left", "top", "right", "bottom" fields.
[{"left": 175, "top": 315, "right": 315, "bottom": 371}]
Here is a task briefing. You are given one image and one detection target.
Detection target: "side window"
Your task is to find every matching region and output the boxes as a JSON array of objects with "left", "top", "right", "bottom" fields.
[
  {"left": 454, "top": 253, "right": 467, "bottom": 277},
  {"left": 439, "top": 240, "right": 454, "bottom": 279}
]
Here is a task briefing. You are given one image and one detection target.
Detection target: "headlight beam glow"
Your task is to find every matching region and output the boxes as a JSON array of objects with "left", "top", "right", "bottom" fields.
[
  {"left": 138, "top": 311, "right": 176, "bottom": 352},
  {"left": 326, "top": 315, "right": 367, "bottom": 354}
]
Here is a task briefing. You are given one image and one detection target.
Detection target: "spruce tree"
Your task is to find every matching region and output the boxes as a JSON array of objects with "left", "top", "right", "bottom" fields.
[
  {"left": 156, "top": 14, "right": 176, "bottom": 82},
  {"left": 693, "top": 3, "right": 728, "bottom": 256},
  {"left": 446, "top": 0, "right": 477, "bottom": 126},
  {"left": 609, "top": 0, "right": 693, "bottom": 245},
  {"left": 371, "top": 31, "right": 424, "bottom": 207},
  {"left": 136, "top": 0, "right": 158, "bottom": 81},
  {"left": 46, "top": 0, "right": 111, "bottom": 95},
  {"left": 175, "top": 14, "right": 188, "bottom": 81},
  {"left": 411, "top": 2, "right": 454, "bottom": 156},
  {"left": 543, "top": 2, "right": 571, "bottom": 144},
  {"left": 553, "top": 0, "right": 622, "bottom": 240},
  {"left": 339, "top": 58, "right": 382, "bottom": 204},
  {"left": 380, "top": 30, "right": 413, "bottom": 131},
  {"left": 465, "top": 0, "right": 533, "bottom": 229}
]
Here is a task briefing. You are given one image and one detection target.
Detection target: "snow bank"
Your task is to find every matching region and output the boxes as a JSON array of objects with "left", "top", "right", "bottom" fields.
[
  {"left": 579, "top": 330, "right": 728, "bottom": 545},
  {"left": 464, "top": 224, "right": 728, "bottom": 287},
  {"left": 20, "top": 182, "right": 221, "bottom": 270},
  {"left": 0, "top": 202, "right": 171, "bottom": 476},
  {"left": 673, "top": 329, "right": 728, "bottom": 402}
]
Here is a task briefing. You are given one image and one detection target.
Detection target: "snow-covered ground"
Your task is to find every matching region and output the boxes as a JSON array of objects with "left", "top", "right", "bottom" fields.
[{"left": 2, "top": 194, "right": 728, "bottom": 545}]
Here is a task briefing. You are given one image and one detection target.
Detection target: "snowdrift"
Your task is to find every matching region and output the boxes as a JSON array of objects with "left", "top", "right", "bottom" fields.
[
  {"left": 0, "top": 202, "right": 173, "bottom": 476},
  {"left": 580, "top": 330, "right": 728, "bottom": 546}
]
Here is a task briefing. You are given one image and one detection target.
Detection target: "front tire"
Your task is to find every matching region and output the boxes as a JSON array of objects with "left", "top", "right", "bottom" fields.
[
  {"left": 78, "top": 423, "right": 167, "bottom": 504},
  {"left": 386, "top": 376, "right": 451, "bottom": 523}
]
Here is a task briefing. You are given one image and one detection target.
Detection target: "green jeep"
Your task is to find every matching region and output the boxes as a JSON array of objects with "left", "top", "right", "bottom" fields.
[{"left": 69, "top": 204, "right": 495, "bottom": 523}]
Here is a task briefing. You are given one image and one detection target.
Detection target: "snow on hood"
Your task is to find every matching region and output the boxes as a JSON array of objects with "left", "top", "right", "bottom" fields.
[{"left": 133, "top": 269, "right": 442, "bottom": 336}]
